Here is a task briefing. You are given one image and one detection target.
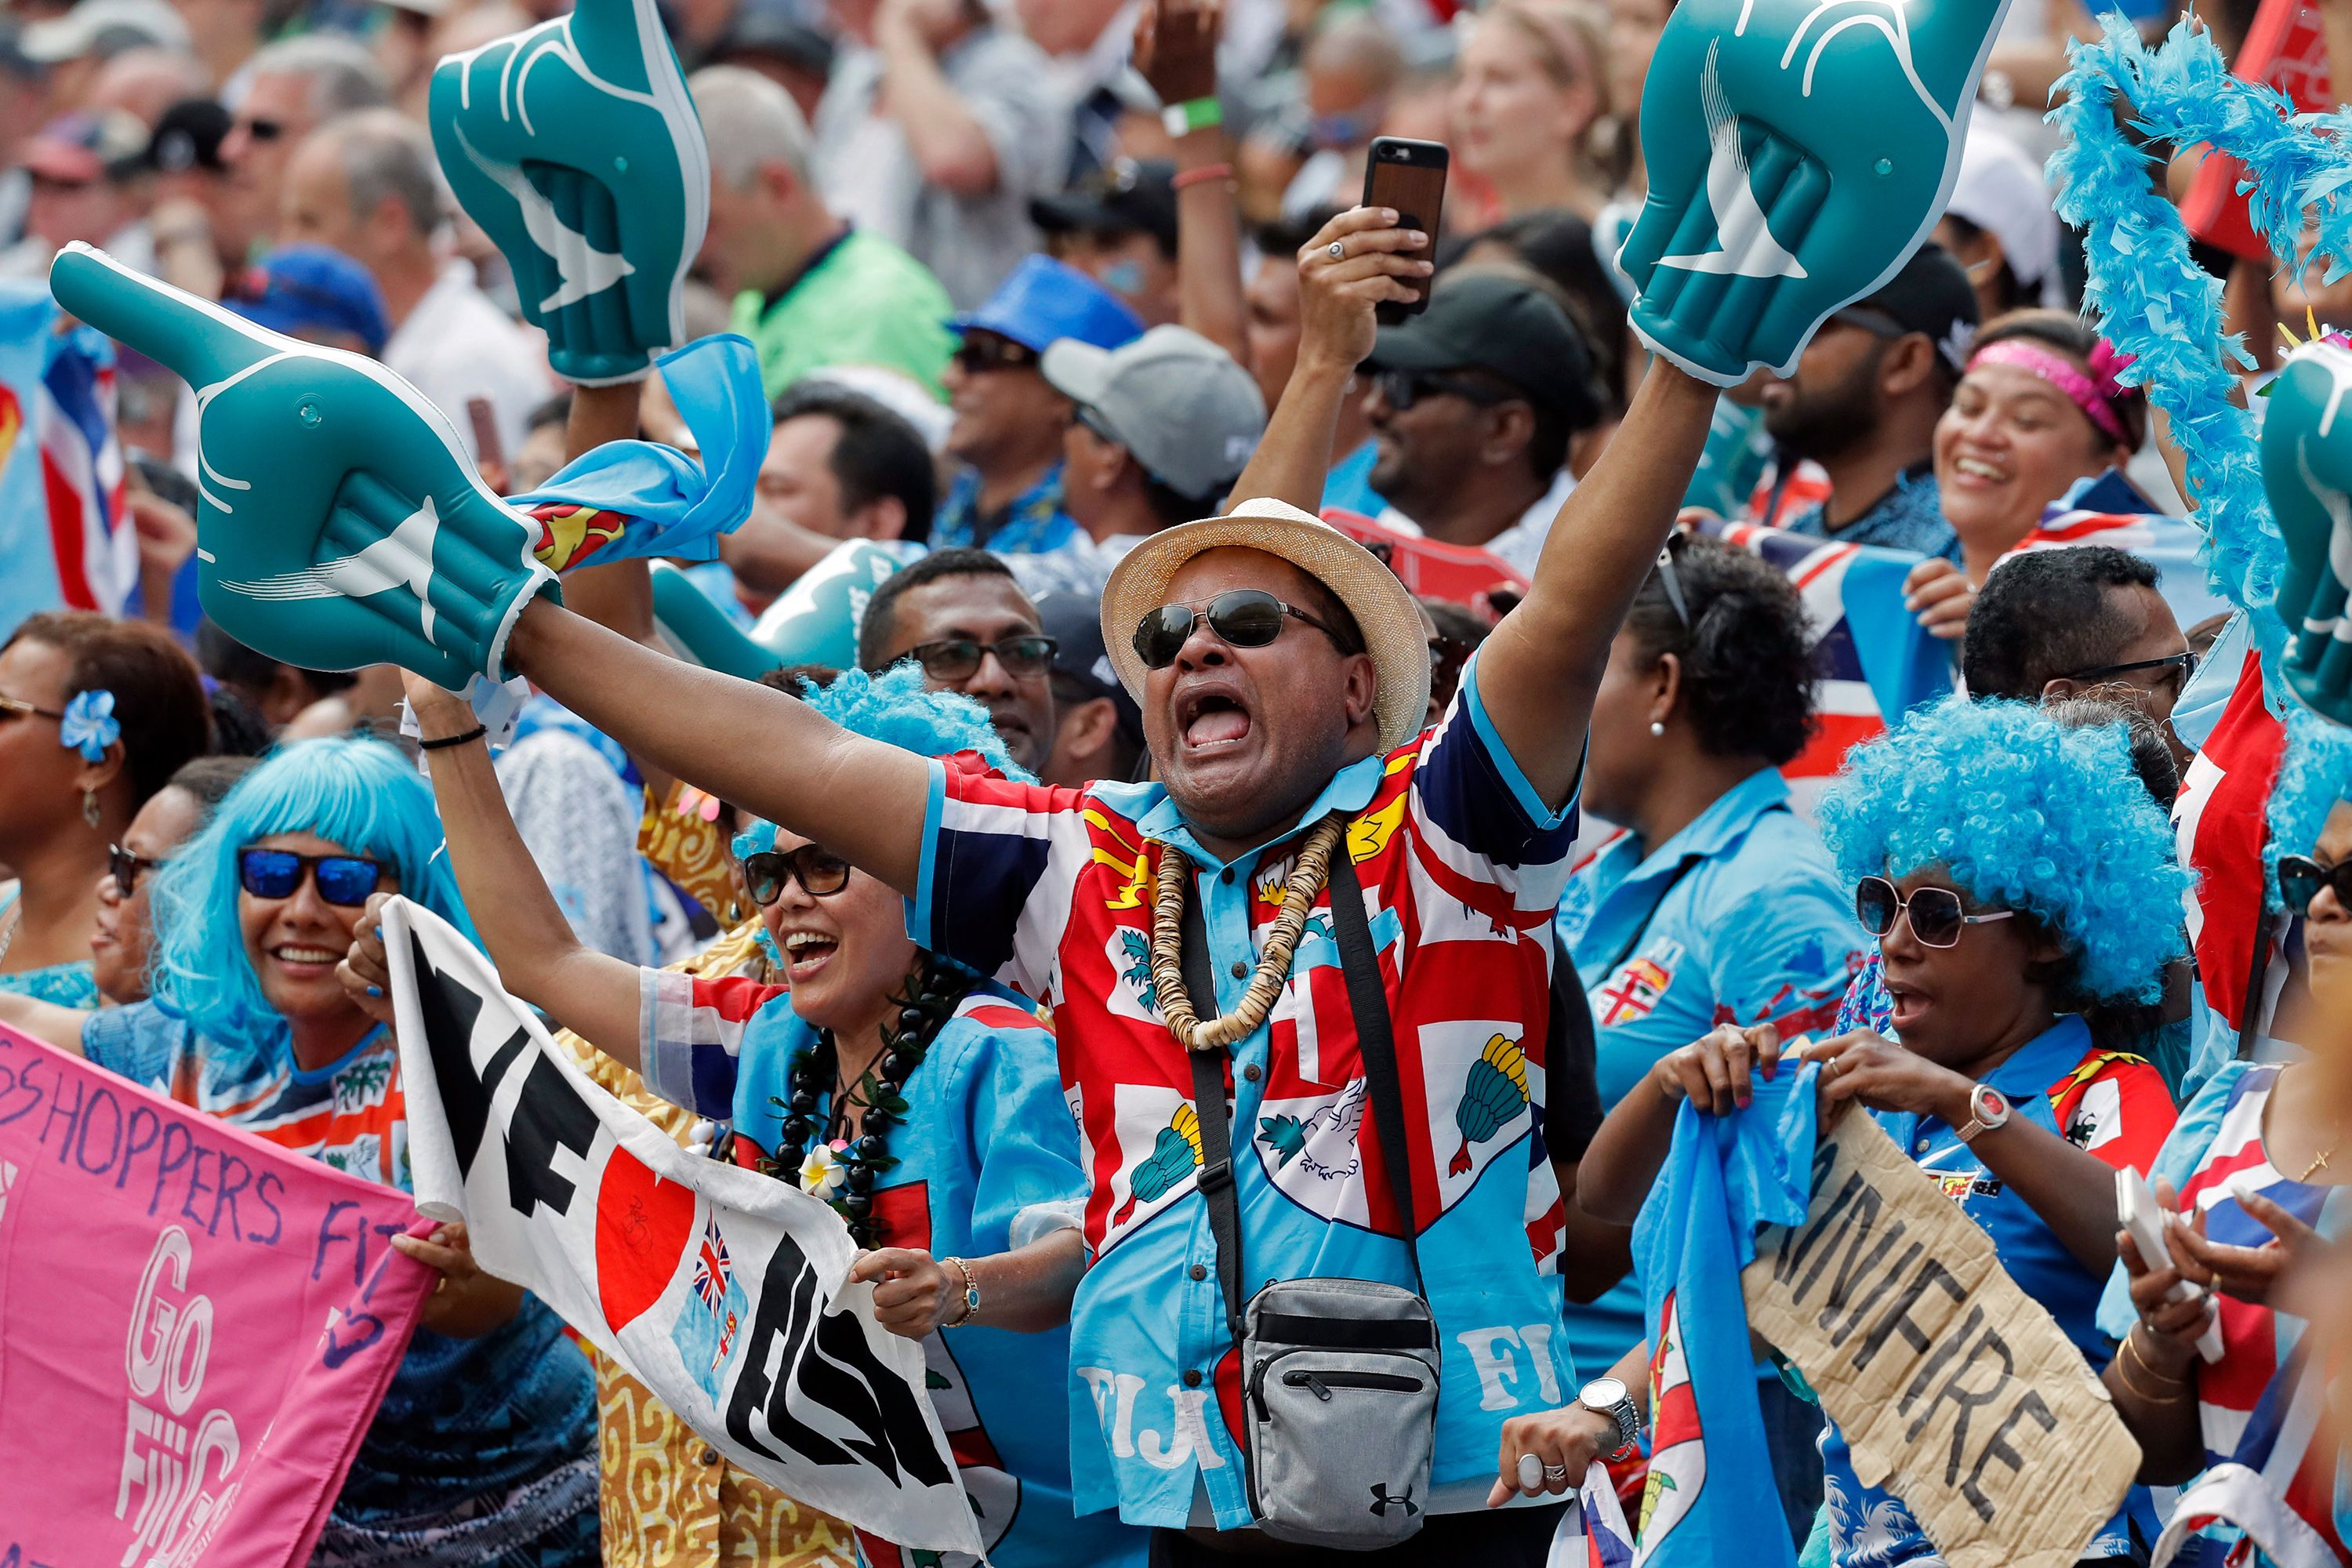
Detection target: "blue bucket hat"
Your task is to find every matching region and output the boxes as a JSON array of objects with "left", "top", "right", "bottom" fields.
[
  {"left": 951, "top": 253, "right": 1142, "bottom": 354},
  {"left": 223, "top": 245, "right": 391, "bottom": 358}
]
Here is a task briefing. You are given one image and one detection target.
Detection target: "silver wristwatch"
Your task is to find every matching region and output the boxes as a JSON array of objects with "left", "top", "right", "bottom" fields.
[{"left": 1578, "top": 1376, "right": 1642, "bottom": 1459}]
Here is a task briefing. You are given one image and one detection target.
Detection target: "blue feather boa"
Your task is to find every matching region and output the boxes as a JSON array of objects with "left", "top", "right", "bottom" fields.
[{"left": 2042, "top": 15, "right": 2352, "bottom": 662}]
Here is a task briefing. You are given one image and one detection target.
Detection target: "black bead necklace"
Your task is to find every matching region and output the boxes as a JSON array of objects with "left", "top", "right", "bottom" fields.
[{"left": 762, "top": 955, "right": 975, "bottom": 1246}]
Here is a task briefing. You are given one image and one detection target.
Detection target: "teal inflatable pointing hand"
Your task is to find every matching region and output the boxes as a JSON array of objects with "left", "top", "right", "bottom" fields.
[
  {"left": 1618, "top": 0, "right": 2010, "bottom": 385},
  {"left": 49, "top": 243, "right": 557, "bottom": 690},
  {"left": 2263, "top": 341, "right": 2352, "bottom": 727},
  {"left": 430, "top": 0, "right": 706, "bottom": 385}
]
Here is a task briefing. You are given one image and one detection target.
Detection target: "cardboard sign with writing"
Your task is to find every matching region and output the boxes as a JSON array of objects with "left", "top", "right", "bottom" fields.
[{"left": 1740, "top": 1112, "right": 2139, "bottom": 1568}]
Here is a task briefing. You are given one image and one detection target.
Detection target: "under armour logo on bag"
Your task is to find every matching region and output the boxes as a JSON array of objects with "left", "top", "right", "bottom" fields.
[{"left": 1367, "top": 1482, "right": 1419, "bottom": 1518}]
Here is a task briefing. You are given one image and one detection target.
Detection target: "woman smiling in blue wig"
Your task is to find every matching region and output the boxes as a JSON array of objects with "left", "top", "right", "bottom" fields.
[
  {"left": 1576, "top": 695, "right": 2191, "bottom": 1566},
  {"left": 75, "top": 735, "right": 599, "bottom": 1563},
  {"left": 343, "top": 662, "right": 1147, "bottom": 1568}
]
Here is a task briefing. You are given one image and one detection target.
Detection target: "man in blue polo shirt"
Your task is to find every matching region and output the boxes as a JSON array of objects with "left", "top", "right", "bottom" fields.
[{"left": 933, "top": 253, "right": 1142, "bottom": 553}]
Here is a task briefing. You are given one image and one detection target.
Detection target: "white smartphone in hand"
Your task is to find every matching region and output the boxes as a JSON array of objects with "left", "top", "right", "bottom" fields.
[{"left": 2118, "top": 1166, "right": 2223, "bottom": 1364}]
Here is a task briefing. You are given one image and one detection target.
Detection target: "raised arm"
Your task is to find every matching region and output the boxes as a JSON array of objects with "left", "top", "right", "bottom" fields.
[
  {"left": 1138, "top": 0, "right": 1250, "bottom": 367},
  {"left": 1224, "top": 206, "right": 1428, "bottom": 513},
  {"left": 344, "top": 672, "right": 648, "bottom": 1065},
  {"left": 1478, "top": 359, "right": 1716, "bottom": 809},
  {"left": 502, "top": 601, "right": 933, "bottom": 893}
]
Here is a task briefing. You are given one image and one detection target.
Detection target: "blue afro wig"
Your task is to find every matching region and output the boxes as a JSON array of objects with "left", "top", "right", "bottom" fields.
[
  {"left": 1818, "top": 695, "right": 2192, "bottom": 1007},
  {"left": 2269, "top": 706, "right": 2352, "bottom": 903},
  {"left": 733, "top": 665, "right": 1033, "bottom": 858},
  {"left": 147, "top": 735, "right": 477, "bottom": 1071}
]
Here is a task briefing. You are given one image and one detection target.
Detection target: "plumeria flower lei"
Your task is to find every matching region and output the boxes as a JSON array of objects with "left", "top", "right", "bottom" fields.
[
  {"left": 58, "top": 688, "right": 118, "bottom": 764},
  {"left": 798, "top": 1140, "right": 849, "bottom": 1200}
]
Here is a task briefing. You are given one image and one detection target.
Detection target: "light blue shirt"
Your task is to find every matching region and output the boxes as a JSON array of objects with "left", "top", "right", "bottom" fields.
[{"left": 1555, "top": 767, "right": 1864, "bottom": 1380}]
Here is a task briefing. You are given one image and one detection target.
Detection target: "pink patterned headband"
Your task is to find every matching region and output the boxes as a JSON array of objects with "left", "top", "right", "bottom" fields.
[{"left": 1965, "top": 338, "right": 2136, "bottom": 447}]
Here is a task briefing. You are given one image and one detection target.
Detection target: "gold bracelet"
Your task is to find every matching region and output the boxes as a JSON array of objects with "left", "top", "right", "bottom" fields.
[
  {"left": 2114, "top": 1327, "right": 2192, "bottom": 1401},
  {"left": 942, "top": 1255, "right": 979, "bottom": 1327}
]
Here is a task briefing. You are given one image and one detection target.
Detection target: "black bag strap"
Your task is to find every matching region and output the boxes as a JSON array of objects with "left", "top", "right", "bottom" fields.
[
  {"left": 1326, "top": 848, "right": 1425, "bottom": 1292},
  {"left": 1178, "top": 890, "right": 1247, "bottom": 1345},
  {"left": 1177, "top": 828, "right": 1426, "bottom": 1353}
]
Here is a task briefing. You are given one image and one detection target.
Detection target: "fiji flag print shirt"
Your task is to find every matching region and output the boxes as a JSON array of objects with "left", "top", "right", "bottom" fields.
[
  {"left": 911, "top": 648, "right": 1584, "bottom": 1529},
  {"left": 635, "top": 976, "right": 1142, "bottom": 1568}
]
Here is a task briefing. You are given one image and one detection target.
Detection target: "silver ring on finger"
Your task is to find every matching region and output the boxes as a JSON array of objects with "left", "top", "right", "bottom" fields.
[
  {"left": 1327, "top": 240, "right": 1346, "bottom": 260},
  {"left": 1515, "top": 1453, "right": 1543, "bottom": 1491},
  {"left": 1543, "top": 1462, "right": 1570, "bottom": 1483}
]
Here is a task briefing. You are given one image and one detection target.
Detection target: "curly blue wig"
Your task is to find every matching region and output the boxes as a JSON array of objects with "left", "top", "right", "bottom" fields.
[
  {"left": 147, "top": 735, "right": 476, "bottom": 1070},
  {"left": 1818, "top": 696, "right": 2192, "bottom": 1007},
  {"left": 2270, "top": 706, "right": 2352, "bottom": 901},
  {"left": 732, "top": 664, "right": 1035, "bottom": 858}
]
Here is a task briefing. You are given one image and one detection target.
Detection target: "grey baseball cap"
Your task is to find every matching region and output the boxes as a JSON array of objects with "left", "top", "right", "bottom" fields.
[{"left": 1041, "top": 325, "right": 1267, "bottom": 506}]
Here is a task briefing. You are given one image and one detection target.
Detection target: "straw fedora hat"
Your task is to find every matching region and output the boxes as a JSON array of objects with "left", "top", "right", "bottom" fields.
[{"left": 1098, "top": 497, "right": 1431, "bottom": 753}]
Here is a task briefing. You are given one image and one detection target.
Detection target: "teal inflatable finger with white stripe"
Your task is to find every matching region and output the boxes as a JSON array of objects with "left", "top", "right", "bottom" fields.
[
  {"left": 2263, "top": 341, "right": 2352, "bottom": 726},
  {"left": 1617, "top": 0, "right": 2011, "bottom": 385},
  {"left": 51, "top": 242, "right": 557, "bottom": 690},
  {"left": 429, "top": 0, "right": 706, "bottom": 386}
]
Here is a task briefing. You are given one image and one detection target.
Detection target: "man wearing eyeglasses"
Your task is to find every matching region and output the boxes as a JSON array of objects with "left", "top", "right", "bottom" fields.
[
  {"left": 933, "top": 253, "right": 1143, "bottom": 554},
  {"left": 216, "top": 36, "right": 388, "bottom": 276},
  {"left": 1357, "top": 270, "right": 1606, "bottom": 577},
  {"left": 1962, "top": 546, "right": 2196, "bottom": 773},
  {"left": 855, "top": 546, "right": 1058, "bottom": 776},
  {"left": 1754, "top": 243, "right": 1977, "bottom": 558}
]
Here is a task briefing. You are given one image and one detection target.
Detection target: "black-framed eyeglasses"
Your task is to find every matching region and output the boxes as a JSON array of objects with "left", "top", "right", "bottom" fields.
[
  {"left": 741, "top": 843, "right": 852, "bottom": 906},
  {"left": 905, "top": 634, "right": 1058, "bottom": 683},
  {"left": 952, "top": 335, "right": 1038, "bottom": 375},
  {"left": 2279, "top": 853, "right": 2352, "bottom": 916},
  {"left": 1370, "top": 367, "right": 1515, "bottom": 412},
  {"left": 0, "top": 693, "right": 66, "bottom": 724},
  {"left": 236, "top": 847, "right": 384, "bottom": 907},
  {"left": 108, "top": 843, "right": 168, "bottom": 899},
  {"left": 2060, "top": 650, "right": 2198, "bottom": 693},
  {"left": 1854, "top": 875, "right": 2016, "bottom": 949},
  {"left": 234, "top": 115, "right": 285, "bottom": 143},
  {"left": 1133, "top": 587, "right": 1359, "bottom": 670}
]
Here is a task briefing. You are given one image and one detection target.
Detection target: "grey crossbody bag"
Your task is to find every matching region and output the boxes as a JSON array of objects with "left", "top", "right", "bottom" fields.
[{"left": 1179, "top": 850, "right": 1439, "bottom": 1549}]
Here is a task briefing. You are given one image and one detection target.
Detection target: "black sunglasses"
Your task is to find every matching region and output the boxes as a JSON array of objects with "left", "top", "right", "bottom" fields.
[
  {"left": 906, "top": 634, "right": 1057, "bottom": 683},
  {"left": 1370, "top": 367, "right": 1515, "bottom": 412},
  {"left": 1854, "top": 875, "right": 2016, "bottom": 949},
  {"left": 234, "top": 115, "right": 285, "bottom": 143},
  {"left": 1830, "top": 305, "right": 1911, "bottom": 339},
  {"left": 2060, "top": 650, "right": 2198, "bottom": 693},
  {"left": 237, "top": 847, "right": 384, "bottom": 907},
  {"left": 1133, "top": 588, "right": 1358, "bottom": 670},
  {"left": 741, "top": 844, "right": 852, "bottom": 906},
  {"left": 2279, "top": 854, "right": 2352, "bottom": 916},
  {"left": 952, "top": 335, "right": 1038, "bottom": 375},
  {"left": 108, "top": 843, "right": 168, "bottom": 899}
]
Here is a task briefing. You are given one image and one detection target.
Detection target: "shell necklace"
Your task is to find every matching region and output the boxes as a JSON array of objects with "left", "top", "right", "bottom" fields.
[{"left": 1149, "top": 817, "right": 1345, "bottom": 1053}]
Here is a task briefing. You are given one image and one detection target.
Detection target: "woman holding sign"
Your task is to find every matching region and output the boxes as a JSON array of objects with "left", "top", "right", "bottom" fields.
[
  {"left": 1569, "top": 697, "right": 2188, "bottom": 1565},
  {"left": 2096, "top": 744, "right": 2350, "bottom": 1552},
  {"left": 72, "top": 735, "right": 600, "bottom": 1563},
  {"left": 342, "top": 663, "right": 1145, "bottom": 1568}
]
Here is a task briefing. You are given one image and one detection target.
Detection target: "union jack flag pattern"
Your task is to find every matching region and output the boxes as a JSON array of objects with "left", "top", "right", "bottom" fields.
[
  {"left": 2125, "top": 1064, "right": 2350, "bottom": 1567},
  {"left": 1693, "top": 519, "right": 1953, "bottom": 816},
  {"left": 2002, "top": 470, "right": 2234, "bottom": 630},
  {"left": 0, "top": 281, "right": 132, "bottom": 637}
]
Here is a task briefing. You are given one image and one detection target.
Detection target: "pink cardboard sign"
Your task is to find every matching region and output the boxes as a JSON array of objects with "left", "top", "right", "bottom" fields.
[{"left": 0, "top": 1022, "right": 434, "bottom": 1567}]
